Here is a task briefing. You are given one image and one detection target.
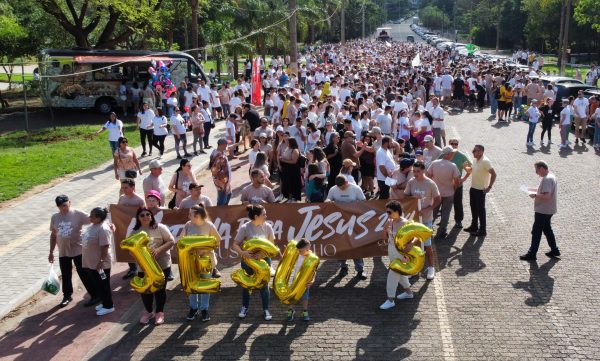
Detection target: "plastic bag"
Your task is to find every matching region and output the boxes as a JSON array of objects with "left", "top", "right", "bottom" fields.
[{"left": 42, "top": 264, "right": 60, "bottom": 295}]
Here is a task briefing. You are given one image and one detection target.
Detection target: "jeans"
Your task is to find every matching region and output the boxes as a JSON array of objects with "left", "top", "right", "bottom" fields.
[
  {"left": 490, "top": 97, "right": 498, "bottom": 115},
  {"left": 526, "top": 122, "right": 537, "bottom": 143},
  {"left": 377, "top": 180, "right": 390, "bottom": 199},
  {"left": 217, "top": 190, "right": 232, "bottom": 205},
  {"left": 594, "top": 123, "right": 600, "bottom": 146},
  {"left": 528, "top": 213, "right": 559, "bottom": 255},
  {"left": 109, "top": 141, "right": 118, "bottom": 156},
  {"left": 434, "top": 195, "right": 454, "bottom": 234},
  {"left": 469, "top": 188, "right": 487, "bottom": 231},
  {"left": 513, "top": 95, "right": 522, "bottom": 113},
  {"left": 241, "top": 261, "right": 270, "bottom": 310},
  {"left": 188, "top": 274, "right": 211, "bottom": 311},
  {"left": 203, "top": 122, "right": 212, "bottom": 147},
  {"left": 339, "top": 258, "right": 364, "bottom": 272},
  {"left": 152, "top": 134, "right": 167, "bottom": 155},
  {"left": 59, "top": 255, "right": 95, "bottom": 299},
  {"left": 139, "top": 128, "right": 154, "bottom": 154},
  {"left": 453, "top": 185, "right": 464, "bottom": 223},
  {"left": 422, "top": 220, "right": 433, "bottom": 247},
  {"left": 432, "top": 128, "right": 442, "bottom": 147},
  {"left": 140, "top": 267, "right": 170, "bottom": 313},
  {"left": 222, "top": 104, "right": 231, "bottom": 119},
  {"left": 174, "top": 133, "right": 188, "bottom": 156},
  {"left": 84, "top": 268, "right": 113, "bottom": 308},
  {"left": 192, "top": 132, "right": 203, "bottom": 153}
]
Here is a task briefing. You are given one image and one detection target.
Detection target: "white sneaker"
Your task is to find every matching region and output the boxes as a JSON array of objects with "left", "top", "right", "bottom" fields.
[
  {"left": 270, "top": 265, "right": 276, "bottom": 276},
  {"left": 379, "top": 300, "right": 396, "bottom": 310},
  {"left": 530, "top": 142, "right": 536, "bottom": 146},
  {"left": 238, "top": 306, "right": 248, "bottom": 319},
  {"left": 96, "top": 307, "right": 115, "bottom": 316},
  {"left": 426, "top": 267, "right": 435, "bottom": 280},
  {"left": 264, "top": 310, "right": 272, "bottom": 321},
  {"left": 95, "top": 303, "right": 103, "bottom": 311},
  {"left": 548, "top": 140, "right": 553, "bottom": 144},
  {"left": 396, "top": 292, "right": 414, "bottom": 300}
]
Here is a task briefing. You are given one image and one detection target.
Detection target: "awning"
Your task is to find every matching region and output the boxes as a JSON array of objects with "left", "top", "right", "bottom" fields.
[{"left": 73, "top": 55, "right": 174, "bottom": 64}]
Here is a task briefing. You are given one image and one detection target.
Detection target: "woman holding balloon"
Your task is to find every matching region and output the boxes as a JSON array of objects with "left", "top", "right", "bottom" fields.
[
  {"left": 180, "top": 204, "right": 221, "bottom": 322},
  {"left": 231, "top": 205, "right": 278, "bottom": 321},
  {"left": 128, "top": 207, "right": 175, "bottom": 325}
]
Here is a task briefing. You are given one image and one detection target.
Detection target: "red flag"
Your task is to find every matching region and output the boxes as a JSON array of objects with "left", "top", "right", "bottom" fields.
[{"left": 251, "top": 58, "right": 262, "bottom": 106}]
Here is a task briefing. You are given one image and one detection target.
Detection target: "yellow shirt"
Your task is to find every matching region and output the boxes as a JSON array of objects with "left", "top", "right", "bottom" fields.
[{"left": 471, "top": 156, "right": 492, "bottom": 190}]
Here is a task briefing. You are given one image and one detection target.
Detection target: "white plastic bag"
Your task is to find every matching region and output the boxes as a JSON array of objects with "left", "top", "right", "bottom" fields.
[{"left": 42, "top": 264, "right": 60, "bottom": 295}]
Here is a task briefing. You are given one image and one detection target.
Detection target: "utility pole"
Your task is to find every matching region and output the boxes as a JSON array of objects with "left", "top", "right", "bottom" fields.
[
  {"left": 289, "top": 0, "right": 298, "bottom": 75},
  {"left": 560, "top": 0, "right": 571, "bottom": 76},
  {"left": 341, "top": 0, "right": 346, "bottom": 44}
]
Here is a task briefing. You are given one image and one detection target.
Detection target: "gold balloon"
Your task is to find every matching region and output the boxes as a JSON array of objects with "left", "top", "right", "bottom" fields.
[
  {"left": 273, "top": 240, "right": 320, "bottom": 305},
  {"left": 177, "top": 236, "right": 221, "bottom": 294},
  {"left": 231, "top": 238, "right": 280, "bottom": 291},
  {"left": 120, "top": 232, "right": 165, "bottom": 294},
  {"left": 389, "top": 222, "right": 432, "bottom": 276}
]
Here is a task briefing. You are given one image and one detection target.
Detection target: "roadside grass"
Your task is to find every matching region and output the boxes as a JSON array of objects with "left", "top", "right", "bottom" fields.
[
  {"left": 542, "top": 65, "right": 590, "bottom": 79},
  {"left": 0, "top": 123, "right": 140, "bottom": 202},
  {"left": 0, "top": 73, "right": 35, "bottom": 83}
]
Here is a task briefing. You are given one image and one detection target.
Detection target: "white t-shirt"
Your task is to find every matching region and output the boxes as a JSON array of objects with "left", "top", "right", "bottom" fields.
[
  {"left": 431, "top": 106, "right": 445, "bottom": 129},
  {"left": 560, "top": 106, "right": 572, "bottom": 125},
  {"left": 326, "top": 183, "right": 366, "bottom": 202},
  {"left": 152, "top": 116, "right": 169, "bottom": 136},
  {"left": 137, "top": 109, "right": 155, "bottom": 129},
  {"left": 170, "top": 114, "right": 187, "bottom": 134},
  {"left": 226, "top": 119, "right": 236, "bottom": 139},
  {"left": 376, "top": 113, "right": 393, "bottom": 134},
  {"left": 183, "top": 91, "right": 196, "bottom": 108},
  {"left": 572, "top": 97, "right": 589, "bottom": 118},
  {"left": 104, "top": 119, "right": 123, "bottom": 141},
  {"left": 376, "top": 147, "right": 396, "bottom": 181}
]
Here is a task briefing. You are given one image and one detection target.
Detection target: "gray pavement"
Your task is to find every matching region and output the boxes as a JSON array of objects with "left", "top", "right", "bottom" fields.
[{"left": 0, "top": 121, "right": 228, "bottom": 320}]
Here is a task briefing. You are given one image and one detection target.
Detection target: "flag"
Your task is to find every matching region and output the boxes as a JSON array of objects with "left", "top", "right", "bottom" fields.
[
  {"left": 385, "top": 41, "right": 392, "bottom": 48},
  {"left": 411, "top": 54, "right": 421, "bottom": 67},
  {"left": 465, "top": 44, "right": 481, "bottom": 56},
  {"left": 251, "top": 58, "right": 262, "bottom": 106}
]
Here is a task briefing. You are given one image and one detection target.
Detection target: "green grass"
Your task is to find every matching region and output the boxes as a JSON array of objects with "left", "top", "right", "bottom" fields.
[
  {"left": 542, "top": 65, "right": 590, "bottom": 79},
  {"left": 0, "top": 73, "right": 34, "bottom": 83},
  {"left": 0, "top": 123, "right": 141, "bottom": 202}
]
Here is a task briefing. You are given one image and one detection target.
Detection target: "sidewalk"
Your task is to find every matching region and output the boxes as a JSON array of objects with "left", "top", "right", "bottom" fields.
[{"left": 0, "top": 120, "right": 232, "bottom": 321}]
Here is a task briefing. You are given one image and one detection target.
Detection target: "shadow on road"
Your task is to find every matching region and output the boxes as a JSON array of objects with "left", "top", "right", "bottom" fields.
[{"left": 512, "top": 258, "right": 559, "bottom": 307}]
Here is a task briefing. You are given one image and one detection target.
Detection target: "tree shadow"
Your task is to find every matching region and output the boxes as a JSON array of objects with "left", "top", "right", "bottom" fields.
[
  {"left": 140, "top": 323, "right": 207, "bottom": 361},
  {"left": 512, "top": 258, "right": 558, "bottom": 307},
  {"left": 202, "top": 322, "right": 259, "bottom": 360},
  {"left": 248, "top": 323, "right": 309, "bottom": 361}
]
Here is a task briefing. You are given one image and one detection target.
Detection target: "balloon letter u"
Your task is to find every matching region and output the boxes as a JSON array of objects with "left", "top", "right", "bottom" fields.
[{"left": 274, "top": 240, "right": 320, "bottom": 305}]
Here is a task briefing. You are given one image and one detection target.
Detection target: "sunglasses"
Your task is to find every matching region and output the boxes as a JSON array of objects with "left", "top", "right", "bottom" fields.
[
  {"left": 450, "top": 142, "right": 458, "bottom": 146},
  {"left": 120, "top": 140, "right": 128, "bottom": 144},
  {"left": 386, "top": 210, "right": 392, "bottom": 215},
  {"left": 139, "top": 212, "right": 152, "bottom": 217}
]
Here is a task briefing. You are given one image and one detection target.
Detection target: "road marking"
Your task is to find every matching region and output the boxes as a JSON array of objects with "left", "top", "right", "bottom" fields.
[{"left": 433, "top": 273, "right": 456, "bottom": 361}]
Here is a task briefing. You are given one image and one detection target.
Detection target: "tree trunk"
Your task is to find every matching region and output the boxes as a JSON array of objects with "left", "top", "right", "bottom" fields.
[
  {"left": 308, "top": 23, "right": 315, "bottom": 44},
  {"left": 183, "top": 17, "right": 189, "bottom": 50},
  {"left": 288, "top": 0, "right": 298, "bottom": 75},
  {"left": 560, "top": 0, "right": 571, "bottom": 76},
  {"left": 557, "top": 0, "right": 565, "bottom": 70},
  {"left": 340, "top": 0, "right": 346, "bottom": 44},
  {"left": 190, "top": 0, "right": 199, "bottom": 60},
  {"left": 233, "top": 50, "right": 239, "bottom": 79},
  {"left": 495, "top": 22, "right": 500, "bottom": 54}
]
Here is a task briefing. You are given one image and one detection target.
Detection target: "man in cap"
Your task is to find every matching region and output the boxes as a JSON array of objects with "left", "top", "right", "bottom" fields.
[
  {"left": 423, "top": 134, "right": 442, "bottom": 168},
  {"left": 143, "top": 159, "right": 167, "bottom": 205},
  {"left": 559, "top": 98, "right": 572, "bottom": 148},
  {"left": 427, "top": 146, "right": 460, "bottom": 239},
  {"left": 179, "top": 183, "right": 213, "bottom": 209},
  {"left": 326, "top": 175, "right": 368, "bottom": 280},
  {"left": 49, "top": 195, "right": 96, "bottom": 307}
]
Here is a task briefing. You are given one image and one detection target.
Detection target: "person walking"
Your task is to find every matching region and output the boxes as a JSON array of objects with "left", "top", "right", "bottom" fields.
[
  {"left": 464, "top": 145, "right": 496, "bottom": 237},
  {"left": 445, "top": 139, "right": 472, "bottom": 228},
  {"left": 526, "top": 99, "right": 541, "bottom": 147},
  {"left": 143, "top": 160, "right": 167, "bottom": 206},
  {"left": 169, "top": 158, "right": 198, "bottom": 208},
  {"left": 210, "top": 138, "right": 233, "bottom": 205},
  {"left": 427, "top": 146, "right": 460, "bottom": 240},
  {"left": 136, "top": 102, "right": 155, "bottom": 157},
  {"left": 96, "top": 112, "right": 123, "bottom": 155},
  {"left": 375, "top": 136, "right": 397, "bottom": 200},
  {"left": 171, "top": 107, "right": 190, "bottom": 159},
  {"left": 151, "top": 108, "right": 169, "bottom": 158},
  {"left": 48, "top": 195, "right": 96, "bottom": 308},
  {"left": 113, "top": 137, "right": 142, "bottom": 182},
  {"left": 520, "top": 161, "right": 560, "bottom": 261}
]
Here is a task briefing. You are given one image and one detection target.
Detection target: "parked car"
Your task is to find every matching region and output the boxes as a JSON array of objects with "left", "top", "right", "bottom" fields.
[
  {"left": 583, "top": 88, "right": 600, "bottom": 141},
  {"left": 550, "top": 83, "right": 597, "bottom": 119},
  {"left": 540, "top": 76, "right": 584, "bottom": 87}
]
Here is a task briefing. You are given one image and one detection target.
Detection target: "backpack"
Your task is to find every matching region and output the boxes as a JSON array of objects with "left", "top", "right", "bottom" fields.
[
  {"left": 309, "top": 178, "right": 326, "bottom": 202},
  {"left": 494, "top": 88, "right": 501, "bottom": 100}
]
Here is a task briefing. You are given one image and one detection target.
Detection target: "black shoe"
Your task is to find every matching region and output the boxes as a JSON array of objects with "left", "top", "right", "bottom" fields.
[
  {"left": 167, "top": 273, "right": 175, "bottom": 281},
  {"left": 356, "top": 271, "right": 368, "bottom": 280},
  {"left": 435, "top": 231, "right": 448, "bottom": 240},
  {"left": 453, "top": 222, "right": 463, "bottom": 228},
  {"left": 83, "top": 297, "right": 101, "bottom": 307},
  {"left": 186, "top": 308, "right": 198, "bottom": 321},
  {"left": 141, "top": 152, "right": 147, "bottom": 157},
  {"left": 194, "top": 151, "right": 198, "bottom": 156},
  {"left": 122, "top": 268, "right": 136, "bottom": 280},
  {"left": 545, "top": 249, "right": 561, "bottom": 258},
  {"left": 184, "top": 153, "right": 191, "bottom": 157},
  {"left": 575, "top": 139, "right": 579, "bottom": 144},
  {"left": 463, "top": 226, "right": 478, "bottom": 233},
  {"left": 519, "top": 253, "right": 537, "bottom": 261},
  {"left": 205, "top": 145, "right": 212, "bottom": 149},
  {"left": 176, "top": 155, "right": 182, "bottom": 159},
  {"left": 338, "top": 267, "right": 348, "bottom": 278},
  {"left": 201, "top": 310, "right": 210, "bottom": 322},
  {"left": 199, "top": 150, "right": 207, "bottom": 154},
  {"left": 59, "top": 296, "right": 72, "bottom": 308},
  {"left": 471, "top": 230, "right": 487, "bottom": 237},
  {"left": 212, "top": 268, "right": 222, "bottom": 278}
]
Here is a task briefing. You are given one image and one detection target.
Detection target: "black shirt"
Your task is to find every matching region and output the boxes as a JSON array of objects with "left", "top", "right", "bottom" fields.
[{"left": 243, "top": 109, "right": 261, "bottom": 131}]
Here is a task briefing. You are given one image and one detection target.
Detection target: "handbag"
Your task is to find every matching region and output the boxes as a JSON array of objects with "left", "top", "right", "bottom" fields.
[{"left": 168, "top": 171, "right": 180, "bottom": 209}]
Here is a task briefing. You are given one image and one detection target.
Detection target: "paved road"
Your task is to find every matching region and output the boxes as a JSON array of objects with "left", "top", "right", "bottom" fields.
[
  {"left": 372, "top": 19, "right": 423, "bottom": 43},
  {"left": 0, "top": 104, "right": 599, "bottom": 360}
]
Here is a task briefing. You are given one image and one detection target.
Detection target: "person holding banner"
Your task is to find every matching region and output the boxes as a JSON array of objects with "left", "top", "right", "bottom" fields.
[
  {"left": 231, "top": 205, "right": 277, "bottom": 321},
  {"left": 128, "top": 207, "right": 175, "bottom": 325},
  {"left": 180, "top": 204, "right": 221, "bottom": 322},
  {"left": 380, "top": 201, "right": 420, "bottom": 310}
]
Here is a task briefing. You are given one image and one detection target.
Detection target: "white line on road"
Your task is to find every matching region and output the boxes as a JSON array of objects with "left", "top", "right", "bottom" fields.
[{"left": 433, "top": 273, "right": 456, "bottom": 361}]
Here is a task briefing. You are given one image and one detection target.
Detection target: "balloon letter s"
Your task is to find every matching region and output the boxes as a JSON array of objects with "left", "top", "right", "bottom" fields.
[
  {"left": 389, "top": 222, "right": 432, "bottom": 276},
  {"left": 231, "top": 238, "right": 279, "bottom": 291}
]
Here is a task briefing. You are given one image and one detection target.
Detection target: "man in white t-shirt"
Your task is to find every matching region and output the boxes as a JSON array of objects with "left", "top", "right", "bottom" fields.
[
  {"left": 376, "top": 136, "right": 397, "bottom": 199},
  {"left": 572, "top": 90, "right": 589, "bottom": 144},
  {"left": 326, "top": 175, "right": 367, "bottom": 280},
  {"left": 376, "top": 106, "right": 393, "bottom": 135},
  {"left": 440, "top": 72, "right": 454, "bottom": 105},
  {"left": 430, "top": 98, "right": 446, "bottom": 147}
]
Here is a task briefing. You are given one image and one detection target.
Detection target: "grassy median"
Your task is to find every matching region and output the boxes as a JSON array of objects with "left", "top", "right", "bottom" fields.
[{"left": 0, "top": 124, "right": 140, "bottom": 202}]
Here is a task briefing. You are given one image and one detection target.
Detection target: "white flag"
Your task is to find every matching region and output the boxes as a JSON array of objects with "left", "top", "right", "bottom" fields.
[
  {"left": 411, "top": 54, "right": 421, "bottom": 67},
  {"left": 385, "top": 41, "right": 392, "bottom": 48}
]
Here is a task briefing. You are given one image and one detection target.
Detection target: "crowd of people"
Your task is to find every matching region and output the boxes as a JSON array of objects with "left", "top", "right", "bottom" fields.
[{"left": 50, "top": 38, "right": 567, "bottom": 323}]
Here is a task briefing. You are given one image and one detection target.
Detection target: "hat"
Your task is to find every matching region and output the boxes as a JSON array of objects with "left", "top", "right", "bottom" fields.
[
  {"left": 259, "top": 132, "right": 267, "bottom": 138},
  {"left": 415, "top": 149, "right": 424, "bottom": 155},
  {"left": 149, "top": 159, "right": 163, "bottom": 169},
  {"left": 400, "top": 158, "right": 415, "bottom": 170},
  {"left": 344, "top": 130, "right": 355, "bottom": 138},
  {"left": 276, "top": 125, "right": 284, "bottom": 133},
  {"left": 188, "top": 182, "right": 204, "bottom": 190},
  {"left": 217, "top": 138, "right": 228, "bottom": 145},
  {"left": 146, "top": 190, "right": 162, "bottom": 205},
  {"left": 424, "top": 135, "right": 434, "bottom": 142},
  {"left": 371, "top": 126, "right": 382, "bottom": 134},
  {"left": 561, "top": 98, "right": 569, "bottom": 103},
  {"left": 342, "top": 158, "right": 357, "bottom": 167},
  {"left": 441, "top": 146, "right": 454, "bottom": 156},
  {"left": 55, "top": 194, "right": 69, "bottom": 206}
]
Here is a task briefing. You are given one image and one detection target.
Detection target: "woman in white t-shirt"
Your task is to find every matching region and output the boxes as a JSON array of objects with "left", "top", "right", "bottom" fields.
[
  {"left": 137, "top": 102, "right": 155, "bottom": 156},
  {"left": 97, "top": 112, "right": 123, "bottom": 155},
  {"left": 171, "top": 107, "right": 190, "bottom": 159},
  {"left": 151, "top": 108, "right": 169, "bottom": 158}
]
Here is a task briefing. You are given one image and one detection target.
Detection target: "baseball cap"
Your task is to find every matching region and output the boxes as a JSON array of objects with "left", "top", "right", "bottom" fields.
[
  {"left": 276, "top": 126, "right": 284, "bottom": 133},
  {"left": 188, "top": 182, "right": 204, "bottom": 190},
  {"left": 415, "top": 149, "right": 424, "bottom": 155},
  {"left": 344, "top": 131, "right": 355, "bottom": 138},
  {"left": 342, "top": 158, "right": 357, "bottom": 167},
  {"left": 259, "top": 132, "right": 267, "bottom": 138},
  {"left": 55, "top": 194, "right": 69, "bottom": 206},
  {"left": 217, "top": 138, "right": 228, "bottom": 145},
  {"left": 424, "top": 135, "right": 434, "bottom": 142},
  {"left": 441, "top": 146, "right": 454, "bottom": 156},
  {"left": 400, "top": 158, "right": 415, "bottom": 170},
  {"left": 146, "top": 190, "right": 162, "bottom": 205},
  {"left": 149, "top": 159, "right": 163, "bottom": 169}
]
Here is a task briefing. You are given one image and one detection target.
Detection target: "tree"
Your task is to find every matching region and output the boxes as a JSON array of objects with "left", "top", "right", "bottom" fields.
[
  {"left": 0, "top": 15, "right": 28, "bottom": 90},
  {"left": 38, "top": 0, "right": 165, "bottom": 49},
  {"left": 574, "top": 0, "right": 600, "bottom": 33}
]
